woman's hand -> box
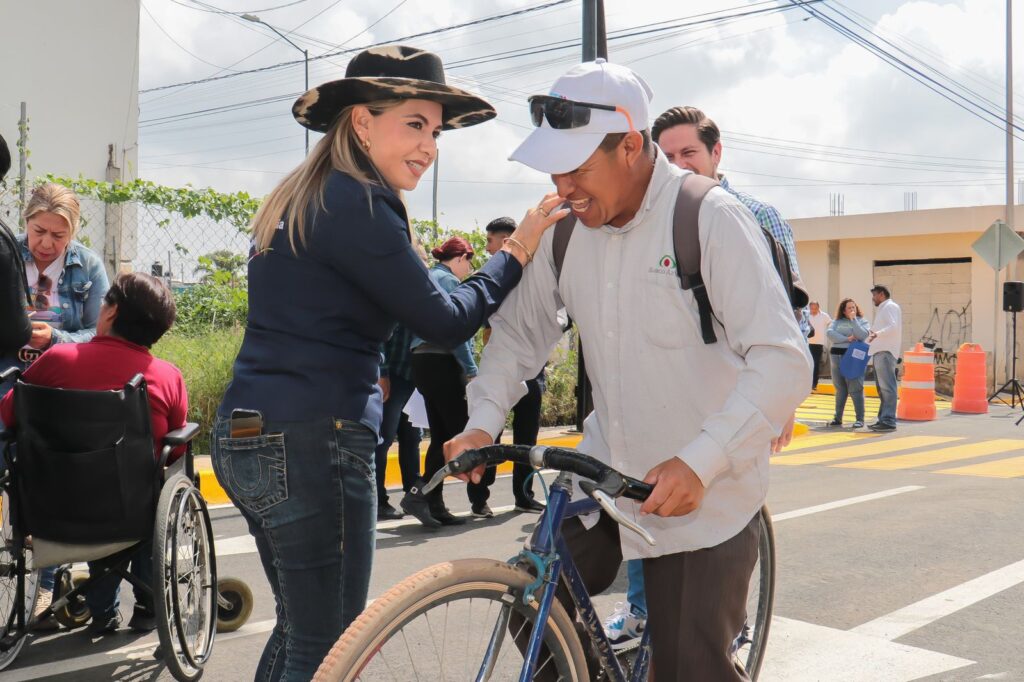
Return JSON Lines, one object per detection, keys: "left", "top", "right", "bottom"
{"left": 502, "top": 193, "right": 570, "bottom": 266}
{"left": 847, "top": 334, "right": 855, "bottom": 342}
{"left": 28, "top": 321, "right": 53, "bottom": 349}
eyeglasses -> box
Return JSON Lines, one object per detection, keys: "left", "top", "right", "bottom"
{"left": 528, "top": 94, "right": 635, "bottom": 132}
{"left": 33, "top": 273, "right": 52, "bottom": 310}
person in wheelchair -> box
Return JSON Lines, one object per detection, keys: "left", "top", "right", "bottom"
{"left": 0, "top": 271, "right": 186, "bottom": 634}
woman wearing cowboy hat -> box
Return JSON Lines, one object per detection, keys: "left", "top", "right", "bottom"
{"left": 211, "top": 45, "right": 568, "bottom": 681}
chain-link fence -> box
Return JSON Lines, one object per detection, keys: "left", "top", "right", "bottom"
{"left": 0, "top": 185, "right": 251, "bottom": 285}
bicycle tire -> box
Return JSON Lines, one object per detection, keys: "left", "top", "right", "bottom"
{"left": 743, "top": 505, "right": 776, "bottom": 680}
{"left": 315, "top": 558, "right": 589, "bottom": 682}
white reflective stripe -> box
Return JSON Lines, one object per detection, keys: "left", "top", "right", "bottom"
{"left": 902, "top": 381, "right": 935, "bottom": 390}
{"left": 904, "top": 355, "right": 934, "bottom": 363}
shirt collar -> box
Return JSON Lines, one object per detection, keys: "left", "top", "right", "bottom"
{"left": 718, "top": 174, "right": 732, "bottom": 192}
{"left": 601, "top": 147, "right": 677, "bottom": 236}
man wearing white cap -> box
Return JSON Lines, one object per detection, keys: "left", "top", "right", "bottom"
{"left": 446, "top": 59, "right": 810, "bottom": 679}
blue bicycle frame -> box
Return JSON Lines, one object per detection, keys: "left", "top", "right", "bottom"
{"left": 513, "top": 479, "right": 651, "bottom": 682}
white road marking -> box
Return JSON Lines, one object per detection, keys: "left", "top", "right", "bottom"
{"left": 772, "top": 486, "right": 925, "bottom": 522}
{"left": 850, "top": 557, "right": 1024, "bottom": 641}
{"left": 760, "top": 617, "right": 973, "bottom": 681}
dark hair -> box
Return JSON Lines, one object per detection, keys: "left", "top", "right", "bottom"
{"left": 871, "top": 285, "right": 891, "bottom": 299}
{"left": 103, "top": 272, "right": 177, "bottom": 348}
{"left": 431, "top": 236, "right": 474, "bottom": 262}
{"left": 0, "top": 133, "right": 9, "bottom": 182}
{"left": 485, "top": 217, "right": 516, "bottom": 235}
{"left": 598, "top": 129, "right": 651, "bottom": 154}
{"left": 651, "top": 106, "right": 720, "bottom": 153}
{"left": 836, "top": 298, "right": 863, "bottom": 320}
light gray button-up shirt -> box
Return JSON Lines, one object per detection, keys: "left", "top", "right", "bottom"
{"left": 467, "top": 151, "right": 812, "bottom": 559}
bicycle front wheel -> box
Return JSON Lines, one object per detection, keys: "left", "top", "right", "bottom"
{"left": 732, "top": 505, "right": 776, "bottom": 680}
{"left": 315, "top": 558, "right": 589, "bottom": 682}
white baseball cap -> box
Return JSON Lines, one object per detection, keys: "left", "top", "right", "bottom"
{"left": 510, "top": 59, "right": 653, "bottom": 175}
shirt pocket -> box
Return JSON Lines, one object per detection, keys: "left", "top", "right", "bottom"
{"left": 640, "top": 272, "right": 704, "bottom": 349}
{"left": 217, "top": 433, "right": 289, "bottom": 513}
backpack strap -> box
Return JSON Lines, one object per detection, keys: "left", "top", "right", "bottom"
{"left": 673, "top": 174, "right": 721, "bottom": 344}
{"left": 551, "top": 206, "right": 576, "bottom": 283}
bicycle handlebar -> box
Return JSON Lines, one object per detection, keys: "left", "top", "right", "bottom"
{"left": 430, "top": 444, "right": 654, "bottom": 502}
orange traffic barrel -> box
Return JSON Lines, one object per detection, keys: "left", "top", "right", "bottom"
{"left": 896, "top": 343, "right": 937, "bottom": 421}
{"left": 951, "top": 343, "right": 988, "bottom": 414}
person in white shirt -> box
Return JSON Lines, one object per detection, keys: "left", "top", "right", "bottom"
{"left": 443, "top": 59, "right": 811, "bottom": 680}
{"left": 808, "top": 301, "right": 832, "bottom": 390}
{"left": 867, "top": 285, "right": 902, "bottom": 431}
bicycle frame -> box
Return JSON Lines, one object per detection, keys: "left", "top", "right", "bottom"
{"left": 511, "top": 479, "right": 652, "bottom": 682}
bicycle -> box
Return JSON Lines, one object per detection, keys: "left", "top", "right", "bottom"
{"left": 315, "top": 444, "right": 775, "bottom": 681}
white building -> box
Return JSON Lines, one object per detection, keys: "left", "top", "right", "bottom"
{"left": 0, "top": 0, "right": 140, "bottom": 272}
{"left": 792, "top": 204, "right": 1023, "bottom": 390}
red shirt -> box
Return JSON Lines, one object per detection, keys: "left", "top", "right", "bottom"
{"left": 0, "top": 335, "right": 188, "bottom": 459}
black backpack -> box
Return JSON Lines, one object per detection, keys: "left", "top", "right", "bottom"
{"left": 551, "top": 174, "right": 809, "bottom": 344}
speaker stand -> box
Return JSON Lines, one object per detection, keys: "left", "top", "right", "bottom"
{"left": 991, "top": 310, "right": 1024, "bottom": 408}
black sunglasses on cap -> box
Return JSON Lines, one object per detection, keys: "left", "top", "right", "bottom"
{"left": 528, "top": 95, "right": 635, "bottom": 131}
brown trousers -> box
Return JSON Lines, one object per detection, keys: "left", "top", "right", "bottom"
{"left": 532, "top": 511, "right": 760, "bottom": 681}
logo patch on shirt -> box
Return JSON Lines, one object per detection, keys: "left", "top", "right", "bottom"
{"left": 648, "top": 254, "right": 677, "bottom": 276}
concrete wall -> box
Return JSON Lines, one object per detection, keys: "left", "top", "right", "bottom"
{"left": 792, "top": 205, "right": 1021, "bottom": 385}
{"left": 0, "top": 0, "right": 140, "bottom": 182}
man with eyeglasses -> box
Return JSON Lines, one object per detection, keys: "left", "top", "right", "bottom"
{"left": 445, "top": 60, "right": 810, "bottom": 679}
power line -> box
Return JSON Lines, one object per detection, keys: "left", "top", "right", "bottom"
{"left": 141, "top": 0, "right": 574, "bottom": 94}
{"left": 141, "top": 1, "right": 239, "bottom": 71}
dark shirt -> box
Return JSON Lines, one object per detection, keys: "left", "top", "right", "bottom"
{"left": 0, "top": 218, "right": 30, "bottom": 353}
{"left": 381, "top": 324, "right": 415, "bottom": 382}
{"left": 219, "top": 171, "right": 522, "bottom": 433}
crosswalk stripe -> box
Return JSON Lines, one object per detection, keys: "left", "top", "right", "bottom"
{"left": 771, "top": 436, "right": 963, "bottom": 466}
{"left": 834, "top": 439, "right": 1024, "bottom": 471}
{"left": 936, "top": 454, "right": 1024, "bottom": 479}
{"left": 780, "top": 432, "right": 878, "bottom": 452}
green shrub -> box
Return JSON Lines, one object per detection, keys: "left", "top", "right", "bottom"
{"left": 173, "top": 282, "right": 248, "bottom": 335}
{"left": 153, "top": 326, "right": 243, "bottom": 450}
{"left": 541, "top": 342, "right": 579, "bottom": 427}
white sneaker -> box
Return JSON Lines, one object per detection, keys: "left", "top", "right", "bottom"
{"left": 32, "top": 589, "right": 59, "bottom": 631}
{"left": 603, "top": 601, "right": 646, "bottom": 651}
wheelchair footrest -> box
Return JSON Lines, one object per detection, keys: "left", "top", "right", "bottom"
{"left": 0, "top": 630, "right": 25, "bottom": 653}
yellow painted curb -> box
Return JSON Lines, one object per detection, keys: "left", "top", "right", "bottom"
{"left": 815, "top": 384, "right": 880, "bottom": 398}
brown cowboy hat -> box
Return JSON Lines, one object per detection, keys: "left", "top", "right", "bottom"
{"left": 292, "top": 45, "right": 496, "bottom": 132}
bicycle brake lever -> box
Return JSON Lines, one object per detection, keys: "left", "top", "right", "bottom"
{"left": 422, "top": 465, "right": 451, "bottom": 494}
{"left": 589, "top": 489, "right": 656, "bottom": 547}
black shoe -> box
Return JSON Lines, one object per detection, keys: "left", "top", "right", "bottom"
{"left": 471, "top": 503, "right": 494, "bottom": 518}
{"left": 128, "top": 606, "right": 157, "bottom": 633}
{"left": 827, "top": 419, "right": 842, "bottom": 427}
{"left": 400, "top": 488, "right": 442, "bottom": 529}
{"left": 377, "top": 502, "right": 404, "bottom": 521}
{"left": 87, "top": 612, "right": 121, "bottom": 636}
{"left": 430, "top": 507, "right": 468, "bottom": 526}
{"left": 514, "top": 498, "right": 545, "bottom": 514}
{"left": 869, "top": 422, "right": 896, "bottom": 432}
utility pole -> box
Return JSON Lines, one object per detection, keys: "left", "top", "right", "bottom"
{"left": 242, "top": 14, "right": 309, "bottom": 155}
{"left": 1005, "top": 0, "right": 1015, "bottom": 382}
{"left": 574, "top": 0, "right": 607, "bottom": 432}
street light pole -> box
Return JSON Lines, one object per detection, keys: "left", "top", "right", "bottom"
{"left": 242, "top": 14, "right": 309, "bottom": 155}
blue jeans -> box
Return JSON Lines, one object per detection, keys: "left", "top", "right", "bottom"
{"left": 85, "top": 541, "right": 153, "bottom": 619}
{"left": 626, "top": 558, "right": 647, "bottom": 616}
{"left": 211, "top": 416, "right": 377, "bottom": 682}
{"left": 872, "top": 351, "right": 899, "bottom": 427}
{"left": 831, "top": 358, "right": 865, "bottom": 423}
{"left": 374, "top": 374, "right": 422, "bottom": 503}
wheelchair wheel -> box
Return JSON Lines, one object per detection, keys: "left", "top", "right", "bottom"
{"left": 153, "top": 474, "right": 218, "bottom": 682}
{"left": 215, "top": 576, "right": 253, "bottom": 633}
{"left": 0, "top": 488, "right": 38, "bottom": 672}
{"left": 53, "top": 569, "right": 91, "bottom": 630}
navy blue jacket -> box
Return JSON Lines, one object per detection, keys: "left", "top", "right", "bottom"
{"left": 219, "top": 171, "right": 521, "bottom": 433}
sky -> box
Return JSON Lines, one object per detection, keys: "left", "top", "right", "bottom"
{"left": 136, "top": 0, "right": 1024, "bottom": 232}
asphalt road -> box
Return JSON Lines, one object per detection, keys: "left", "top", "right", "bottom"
{"left": 7, "top": 406, "right": 1024, "bottom": 681}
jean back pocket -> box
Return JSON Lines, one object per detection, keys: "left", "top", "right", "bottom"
{"left": 217, "top": 433, "right": 289, "bottom": 513}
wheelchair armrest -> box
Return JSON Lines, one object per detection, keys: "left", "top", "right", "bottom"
{"left": 0, "top": 367, "right": 20, "bottom": 385}
{"left": 163, "top": 423, "right": 200, "bottom": 447}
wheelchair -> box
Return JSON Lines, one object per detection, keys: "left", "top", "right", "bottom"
{"left": 0, "top": 368, "right": 252, "bottom": 680}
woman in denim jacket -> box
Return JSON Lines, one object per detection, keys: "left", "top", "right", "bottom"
{"left": 5, "top": 182, "right": 109, "bottom": 630}
{"left": 826, "top": 298, "right": 871, "bottom": 428}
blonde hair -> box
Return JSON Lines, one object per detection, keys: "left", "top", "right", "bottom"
{"left": 251, "top": 99, "right": 404, "bottom": 253}
{"left": 25, "top": 183, "right": 81, "bottom": 237}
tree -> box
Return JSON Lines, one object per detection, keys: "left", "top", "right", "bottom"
{"left": 195, "top": 250, "right": 247, "bottom": 287}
